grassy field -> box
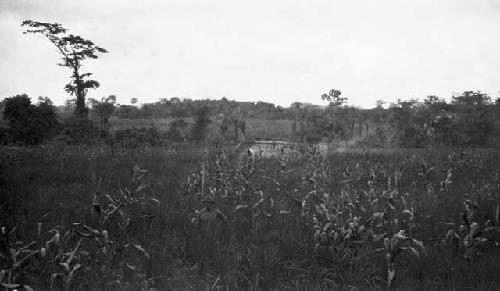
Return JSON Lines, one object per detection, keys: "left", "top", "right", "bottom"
{"left": 1, "top": 143, "right": 500, "bottom": 290}
{"left": 109, "top": 117, "right": 293, "bottom": 141}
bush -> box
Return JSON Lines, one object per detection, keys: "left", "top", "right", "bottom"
{"left": 191, "top": 106, "right": 211, "bottom": 143}
{"left": 111, "top": 126, "right": 161, "bottom": 148}
{"left": 2, "top": 94, "right": 58, "bottom": 145}
{"left": 360, "top": 126, "right": 387, "bottom": 148}
{"left": 167, "top": 119, "right": 189, "bottom": 141}
{"left": 0, "top": 128, "right": 13, "bottom": 145}
{"left": 55, "top": 118, "right": 101, "bottom": 145}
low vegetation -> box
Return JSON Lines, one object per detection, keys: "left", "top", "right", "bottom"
{"left": 2, "top": 142, "right": 500, "bottom": 290}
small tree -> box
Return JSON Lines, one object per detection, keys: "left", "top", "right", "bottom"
{"left": 215, "top": 113, "right": 229, "bottom": 139}
{"left": 168, "top": 119, "right": 189, "bottom": 141}
{"left": 452, "top": 91, "right": 491, "bottom": 106}
{"left": 452, "top": 91, "right": 495, "bottom": 146}
{"left": 321, "top": 89, "right": 346, "bottom": 106}
{"left": 321, "top": 89, "right": 347, "bottom": 138}
{"left": 389, "top": 99, "right": 429, "bottom": 147}
{"left": 89, "top": 95, "right": 116, "bottom": 132}
{"left": 290, "top": 102, "right": 303, "bottom": 138}
{"left": 191, "top": 106, "right": 211, "bottom": 143}
{"left": 22, "top": 20, "right": 108, "bottom": 119}
{"left": 230, "top": 107, "right": 246, "bottom": 143}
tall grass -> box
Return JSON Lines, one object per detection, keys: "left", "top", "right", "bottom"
{"left": 1, "top": 143, "right": 500, "bottom": 290}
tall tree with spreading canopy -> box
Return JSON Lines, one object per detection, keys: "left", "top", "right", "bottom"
{"left": 21, "top": 20, "right": 108, "bottom": 118}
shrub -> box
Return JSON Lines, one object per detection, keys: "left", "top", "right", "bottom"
{"left": 191, "top": 106, "right": 211, "bottom": 143}
{"left": 167, "top": 119, "right": 189, "bottom": 141}
{"left": 2, "top": 94, "right": 58, "bottom": 145}
{"left": 55, "top": 118, "right": 101, "bottom": 145}
{"left": 111, "top": 126, "right": 161, "bottom": 148}
{"left": 360, "top": 126, "right": 387, "bottom": 148}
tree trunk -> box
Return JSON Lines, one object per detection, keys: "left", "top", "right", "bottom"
{"left": 73, "top": 66, "right": 88, "bottom": 119}
{"left": 221, "top": 126, "right": 226, "bottom": 139}
{"left": 292, "top": 110, "right": 297, "bottom": 138}
{"left": 350, "top": 120, "right": 355, "bottom": 139}
{"left": 331, "top": 109, "right": 335, "bottom": 138}
{"left": 358, "top": 116, "right": 363, "bottom": 137}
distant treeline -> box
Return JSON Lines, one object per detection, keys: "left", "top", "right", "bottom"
{"left": 111, "top": 97, "right": 294, "bottom": 120}
{"left": 1, "top": 91, "right": 499, "bottom": 147}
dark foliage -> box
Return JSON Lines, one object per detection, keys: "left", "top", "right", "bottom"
{"left": 114, "top": 104, "right": 144, "bottom": 119}
{"left": 55, "top": 118, "right": 101, "bottom": 145}
{"left": 191, "top": 106, "right": 211, "bottom": 143}
{"left": 111, "top": 126, "right": 161, "bottom": 148}
{"left": 167, "top": 119, "right": 189, "bottom": 141}
{"left": 388, "top": 92, "right": 496, "bottom": 147}
{"left": 113, "top": 98, "right": 290, "bottom": 120}
{"left": 2, "top": 94, "right": 58, "bottom": 144}
{"left": 89, "top": 95, "right": 117, "bottom": 130}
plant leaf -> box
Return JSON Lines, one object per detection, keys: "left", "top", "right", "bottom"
{"left": 402, "top": 246, "right": 420, "bottom": 260}
{"left": 387, "top": 263, "right": 395, "bottom": 288}
{"left": 73, "top": 263, "right": 82, "bottom": 271}
{"left": 136, "top": 183, "right": 148, "bottom": 193}
{"left": 235, "top": 205, "right": 248, "bottom": 211}
{"left": 13, "top": 251, "right": 39, "bottom": 270}
{"left": 496, "top": 203, "right": 499, "bottom": 226}
{"left": 60, "top": 262, "right": 70, "bottom": 272}
{"left": 412, "top": 238, "right": 425, "bottom": 251}
{"left": 2, "top": 284, "right": 22, "bottom": 289}
{"left": 394, "top": 230, "right": 407, "bottom": 240}
{"left": 129, "top": 244, "right": 150, "bottom": 259}
{"left": 149, "top": 197, "right": 160, "bottom": 204}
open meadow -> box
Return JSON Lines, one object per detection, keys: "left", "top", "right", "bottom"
{"left": 108, "top": 117, "right": 294, "bottom": 141}
{"left": 2, "top": 143, "right": 500, "bottom": 290}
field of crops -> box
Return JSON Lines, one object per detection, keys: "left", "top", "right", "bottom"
{"left": 1, "top": 143, "right": 500, "bottom": 290}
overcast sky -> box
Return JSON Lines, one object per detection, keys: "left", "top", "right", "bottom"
{"left": 1, "top": 0, "right": 499, "bottom": 108}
